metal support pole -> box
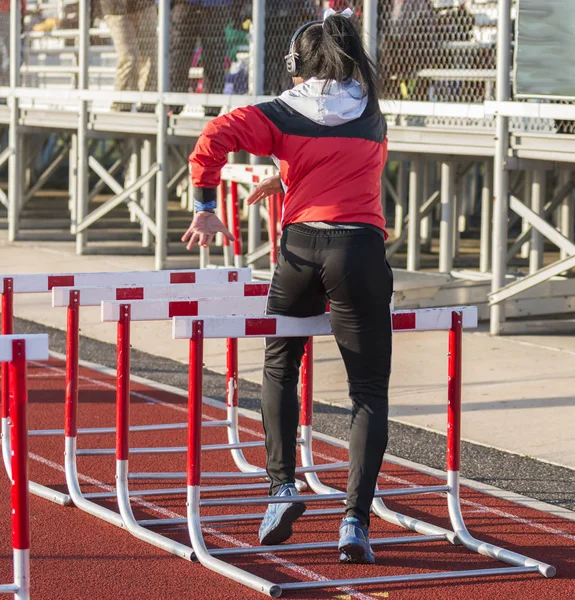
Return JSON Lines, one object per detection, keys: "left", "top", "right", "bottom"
{"left": 127, "top": 140, "right": 140, "bottom": 224}
{"left": 246, "top": 0, "right": 266, "bottom": 255}
{"left": 407, "top": 160, "right": 421, "bottom": 271}
{"left": 490, "top": 0, "right": 511, "bottom": 335}
{"left": 155, "top": 0, "right": 169, "bottom": 270}
{"left": 529, "top": 169, "right": 545, "bottom": 274}
{"left": 75, "top": 0, "right": 89, "bottom": 254}
{"left": 8, "top": 0, "right": 22, "bottom": 242}
{"left": 141, "top": 139, "right": 154, "bottom": 248}
{"left": 521, "top": 171, "right": 532, "bottom": 259}
{"left": 559, "top": 170, "right": 574, "bottom": 261}
{"left": 480, "top": 160, "right": 493, "bottom": 273}
{"left": 362, "top": 0, "right": 377, "bottom": 61}
{"left": 420, "top": 162, "right": 432, "bottom": 250}
{"left": 439, "top": 162, "right": 455, "bottom": 274}
{"left": 395, "top": 161, "right": 407, "bottom": 238}
{"left": 69, "top": 134, "right": 78, "bottom": 230}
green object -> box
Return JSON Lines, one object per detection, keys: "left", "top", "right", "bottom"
{"left": 225, "top": 22, "right": 248, "bottom": 62}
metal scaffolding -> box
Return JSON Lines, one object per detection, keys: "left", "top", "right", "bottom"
{"left": 1, "top": 0, "right": 575, "bottom": 334}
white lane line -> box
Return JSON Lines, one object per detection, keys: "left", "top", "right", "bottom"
{"left": 33, "top": 358, "right": 575, "bottom": 542}
{"left": 28, "top": 451, "right": 376, "bottom": 600}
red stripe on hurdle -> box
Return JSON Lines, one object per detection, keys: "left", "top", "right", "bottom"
{"left": 228, "top": 271, "right": 239, "bottom": 282}
{"left": 245, "top": 318, "right": 276, "bottom": 336}
{"left": 392, "top": 313, "right": 416, "bottom": 330}
{"left": 168, "top": 301, "right": 199, "bottom": 318}
{"left": 116, "top": 288, "right": 144, "bottom": 301}
{"left": 48, "top": 275, "right": 75, "bottom": 290}
{"left": 244, "top": 283, "right": 270, "bottom": 297}
{"left": 170, "top": 272, "right": 196, "bottom": 284}
{"left": 253, "top": 176, "right": 260, "bottom": 183}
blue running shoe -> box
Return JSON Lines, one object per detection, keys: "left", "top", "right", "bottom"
{"left": 338, "top": 517, "right": 376, "bottom": 564}
{"left": 258, "top": 483, "right": 307, "bottom": 545}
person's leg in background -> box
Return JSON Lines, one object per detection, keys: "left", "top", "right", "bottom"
{"left": 259, "top": 225, "right": 327, "bottom": 544}
{"left": 168, "top": 1, "right": 197, "bottom": 113}
{"left": 104, "top": 10, "right": 139, "bottom": 110}
{"left": 0, "top": 13, "right": 10, "bottom": 94}
{"left": 200, "top": 6, "right": 227, "bottom": 115}
{"left": 133, "top": 2, "right": 158, "bottom": 112}
{"left": 320, "top": 229, "right": 393, "bottom": 562}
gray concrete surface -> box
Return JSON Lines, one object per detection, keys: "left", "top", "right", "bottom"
{"left": 2, "top": 236, "right": 575, "bottom": 469}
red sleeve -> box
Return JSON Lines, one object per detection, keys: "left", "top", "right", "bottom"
{"left": 189, "top": 106, "right": 279, "bottom": 189}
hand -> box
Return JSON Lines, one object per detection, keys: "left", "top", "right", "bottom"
{"left": 181, "top": 212, "right": 235, "bottom": 250}
{"left": 246, "top": 175, "right": 283, "bottom": 205}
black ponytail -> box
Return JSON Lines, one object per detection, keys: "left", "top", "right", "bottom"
{"left": 296, "top": 14, "right": 380, "bottom": 101}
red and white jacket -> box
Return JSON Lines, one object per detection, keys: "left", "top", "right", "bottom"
{"left": 189, "top": 78, "right": 388, "bottom": 237}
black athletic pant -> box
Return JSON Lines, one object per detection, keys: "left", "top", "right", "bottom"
{"left": 262, "top": 223, "right": 393, "bottom": 526}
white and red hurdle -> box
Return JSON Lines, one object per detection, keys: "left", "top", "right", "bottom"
{"left": 0, "top": 333, "right": 49, "bottom": 600}
{"left": 171, "top": 310, "right": 555, "bottom": 596}
{"left": 205, "top": 164, "right": 281, "bottom": 277}
{"left": 0, "top": 268, "right": 252, "bottom": 508}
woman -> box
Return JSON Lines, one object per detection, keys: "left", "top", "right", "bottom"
{"left": 182, "top": 8, "right": 393, "bottom": 564}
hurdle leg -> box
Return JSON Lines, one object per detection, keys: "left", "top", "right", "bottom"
{"left": 445, "top": 312, "right": 555, "bottom": 578}
{"left": 220, "top": 182, "right": 233, "bottom": 266}
{"left": 1, "top": 278, "right": 14, "bottom": 478}
{"left": 230, "top": 182, "right": 243, "bottom": 268}
{"left": 299, "top": 339, "right": 458, "bottom": 543}
{"left": 114, "top": 305, "right": 195, "bottom": 560}
{"left": 63, "top": 290, "right": 124, "bottom": 525}
{"left": 8, "top": 340, "right": 31, "bottom": 600}
{"left": 186, "top": 320, "right": 281, "bottom": 597}
{"left": 225, "top": 338, "right": 308, "bottom": 491}
{"left": 0, "top": 280, "right": 71, "bottom": 506}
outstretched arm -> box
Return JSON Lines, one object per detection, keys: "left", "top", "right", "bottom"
{"left": 184, "top": 106, "right": 280, "bottom": 249}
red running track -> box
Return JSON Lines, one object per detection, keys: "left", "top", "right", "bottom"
{"left": 0, "top": 358, "right": 574, "bottom": 600}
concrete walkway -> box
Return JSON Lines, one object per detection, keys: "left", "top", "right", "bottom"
{"left": 2, "top": 236, "right": 575, "bottom": 469}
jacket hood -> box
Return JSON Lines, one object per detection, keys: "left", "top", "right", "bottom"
{"left": 278, "top": 78, "right": 368, "bottom": 127}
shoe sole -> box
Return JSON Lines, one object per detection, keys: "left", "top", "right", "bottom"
{"left": 339, "top": 540, "right": 374, "bottom": 564}
{"left": 260, "top": 502, "right": 307, "bottom": 545}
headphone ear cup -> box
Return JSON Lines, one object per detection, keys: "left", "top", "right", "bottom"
{"left": 285, "top": 53, "right": 299, "bottom": 77}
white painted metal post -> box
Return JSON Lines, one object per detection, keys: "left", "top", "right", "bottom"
{"left": 480, "top": 160, "right": 493, "bottom": 273}
{"left": 8, "top": 0, "right": 22, "bottom": 242}
{"left": 395, "top": 162, "right": 407, "bottom": 237}
{"left": 141, "top": 139, "right": 154, "bottom": 248}
{"left": 247, "top": 0, "right": 266, "bottom": 255}
{"left": 69, "top": 134, "right": 78, "bottom": 230}
{"left": 362, "top": 0, "right": 377, "bottom": 61}
{"left": 529, "top": 169, "right": 545, "bottom": 274}
{"left": 490, "top": 0, "right": 512, "bottom": 336}
{"left": 559, "top": 170, "right": 574, "bottom": 261}
{"left": 440, "top": 162, "right": 455, "bottom": 274}
{"left": 155, "top": 0, "right": 169, "bottom": 270}
{"left": 521, "top": 170, "right": 532, "bottom": 259}
{"left": 407, "top": 160, "right": 421, "bottom": 271}
{"left": 76, "top": 0, "right": 89, "bottom": 254}
{"left": 420, "top": 162, "right": 432, "bottom": 250}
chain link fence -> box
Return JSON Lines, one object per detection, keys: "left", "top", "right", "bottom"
{"left": 2, "top": 0, "right": 573, "bottom": 133}
{"left": 378, "top": 0, "right": 496, "bottom": 104}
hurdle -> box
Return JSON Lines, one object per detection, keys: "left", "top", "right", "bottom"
{"left": 0, "top": 333, "right": 49, "bottom": 600}
{"left": 108, "top": 300, "right": 459, "bottom": 545}
{"left": 0, "top": 268, "right": 251, "bottom": 507}
{"left": 204, "top": 164, "right": 281, "bottom": 274}
{"left": 172, "top": 310, "right": 555, "bottom": 596}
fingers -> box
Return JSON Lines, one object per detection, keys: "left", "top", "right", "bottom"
{"left": 181, "top": 226, "right": 193, "bottom": 242}
{"left": 217, "top": 222, "right": 235, "bottom": 242}
{"left": 185, "top": 231, "right": 201, "bottom": 251}
{"left": 247, "top": 189, "right": 264, "bottom": 205}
